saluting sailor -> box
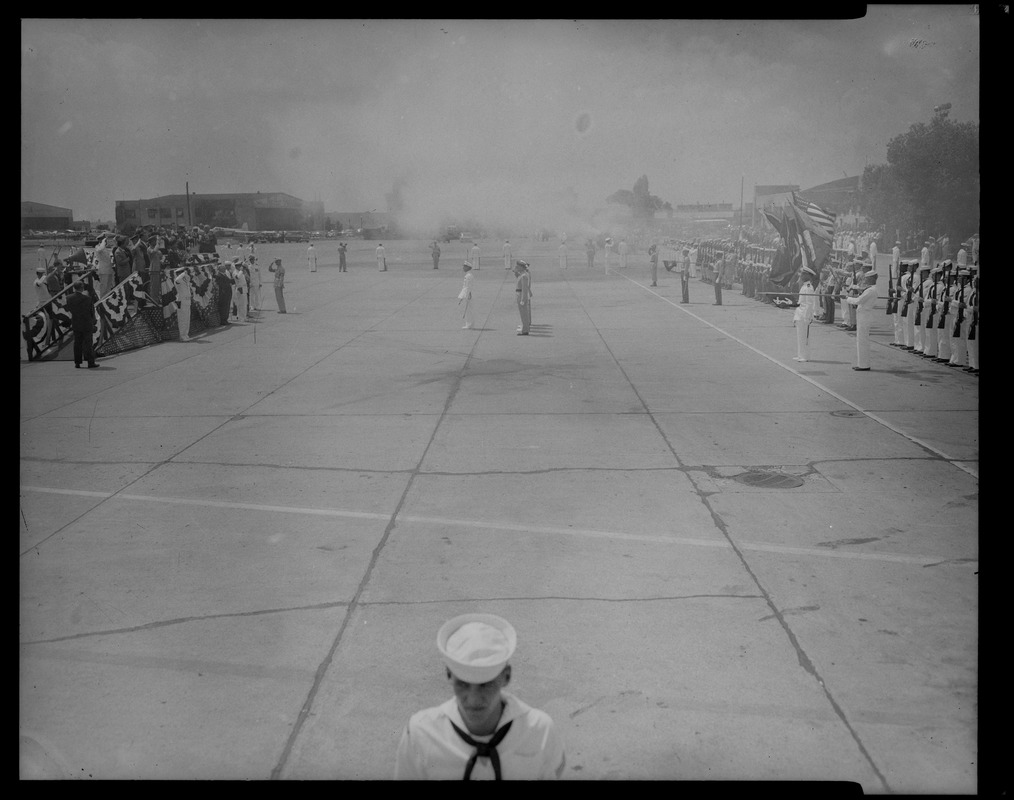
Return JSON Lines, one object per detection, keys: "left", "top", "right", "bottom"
{"left": 394, "top": 613, "right": 566, "bottom": 780}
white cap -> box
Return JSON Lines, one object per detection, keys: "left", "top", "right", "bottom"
{"left": 437, "top": 614, "right": 516, "bottom": 683}
{"left": 463, "top": 261, "right": 473, "bottom": 269}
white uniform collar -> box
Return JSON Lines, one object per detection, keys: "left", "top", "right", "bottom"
{"left": 442, "top": 691, "right": 530, "bottom": 738}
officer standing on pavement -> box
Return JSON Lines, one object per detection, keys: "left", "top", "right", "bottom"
{"left": 793, "top": 265, "right": 819, "bottom": 362}
{"left": 514, "top": 260, "right": 531, "bottom": 335}
{"left": 846, "top": 269, "right": 878, "bottom": 371}
{"left": 680, "top": 247, "right": 691, "bottom": 304}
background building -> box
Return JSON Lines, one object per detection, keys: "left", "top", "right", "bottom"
{"left": 21, "top": 200, "right": 74, "bottom": 231}
{"left": 115, "top": 192, "right": 325, "bottom": 233}
{"left": 752, "top": 185, "right": 800, "bottom": 228}
{"left": 798, "top": 176, "right": 861, "bottom": 217}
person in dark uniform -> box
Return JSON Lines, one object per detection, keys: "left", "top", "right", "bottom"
{"left": 214, "top": 262, "right": 235, "bottom": 325}
{"left": 680, "top": 248, "right": 691, "bottom": 304}
{"left": 64, "top": 279, "right": 99, "bottom": 368}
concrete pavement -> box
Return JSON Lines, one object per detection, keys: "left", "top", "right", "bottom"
{"left": 20, "top": 239, "right": 977, "bottom": 788}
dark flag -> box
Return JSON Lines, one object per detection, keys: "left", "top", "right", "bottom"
{"left": 766, "top": 208, "right": 802, "bottom": 288}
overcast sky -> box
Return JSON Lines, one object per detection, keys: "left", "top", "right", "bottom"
{"left": 22, "top": 11, "right": 979, "bottom": 233}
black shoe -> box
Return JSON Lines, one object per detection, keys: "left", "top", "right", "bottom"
{"left": 713, "top": 303, "right": 722, "bottom": 306}
{"left": 852, "top": 367, "right": 870, "bottom": 371}
{"left": 75, "top": 363, "right": 81, "bottom": 368}
{"left": 517, "top": 331, "right": 529, "bottom": 335}
{"left": 278, "top": 311, "right": 286, "bottom": 314}
{"left": 87, "top": 363, "right": 99, "bottom": 368}
{"left": 650, "top": 283, "right": 657, "bottom": 287}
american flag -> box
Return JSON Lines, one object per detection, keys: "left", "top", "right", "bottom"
{"left": 791, "top": 192, "right": 836, "bottom": 241}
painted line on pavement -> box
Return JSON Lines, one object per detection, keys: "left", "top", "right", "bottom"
{"left": 610, "top": 270, "right": 978, "bottom": 480}
{"left": 21, "top": 486, "right": 973, "bottom": 567}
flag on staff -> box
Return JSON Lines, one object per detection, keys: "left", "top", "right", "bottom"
{"left": 788, "top": 203, "right": 833, "bottom": 273}
{"left": 765, "top": 207, "right": 802, "bottom": 288}
{"left": 791, "top": 192, "right": 836, "bottom": 241}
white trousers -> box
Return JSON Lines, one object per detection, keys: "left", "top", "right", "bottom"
{"left": 462, "top": 298, "right": 474, "bottom": 328}
{"left": 619, "top": 254, "right": 627, "bottom": 269}
{"left": 236, "top": 288, "right": 248, "bottom": 319}
{"left": 892, "top": 313, "right": 903, "bottom": 344}
{"left": 795, "top": 320, "right": 810, "bottom": 360}
{"left": 177, "top": 300, "right": 191, "bottom": 340}
{"left": 937, "top": 318, "right": 951, "bottom": 360}
{"left": 904, "top": 311, "right": 916, "bottom": 347}
{"left": 249, "top": 285, "right": 262, "bottom": 311}
{"left": 949, "top": 319, "right": 968, "bottom": 366}
{"left": 855, "top": 318, "right": 871, "bottom": 368}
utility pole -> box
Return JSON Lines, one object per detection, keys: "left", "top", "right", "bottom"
{"left": 739, "top": 174, "right": 744, "bottom": 240}
{"left": 186, "top": 182, "right": 192, "bottom": 230}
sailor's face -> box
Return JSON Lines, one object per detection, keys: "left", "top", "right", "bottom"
{"left": 448, "top": 667, "right": 510, "bottom": 734}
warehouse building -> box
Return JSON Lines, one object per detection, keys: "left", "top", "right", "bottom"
{"left": 22, "top": 200, "right": 74, "bottom": 231}
{"left": 115, "top": 192, "right": 325, "bottom": 233}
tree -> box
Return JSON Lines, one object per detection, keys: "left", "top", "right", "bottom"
{"left": 607, "top": 175, "right": 672, "bottom": 219}
{"left": 862, "top": 113, "right": 979, "bottom": 245}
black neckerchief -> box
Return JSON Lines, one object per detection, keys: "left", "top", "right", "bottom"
{"left": 449, "top": 714, "right": 513, "bottom": 780}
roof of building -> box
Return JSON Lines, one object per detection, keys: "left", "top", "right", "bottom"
{"left": 117, "top": 192, "right": 307, "bottom": 208}
{"left": 801, "top": 175, "right": 860, "bottom": 194}
{"left": 22, "top": 200, "right": 73, "bottom": 217}
{"left": 754, "top": 185, "right": 800, "bottom": 196}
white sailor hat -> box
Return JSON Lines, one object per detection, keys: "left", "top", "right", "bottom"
{"left": 864, "top": 269, "right": 879, "bottom": 279}
{"left": 463, "top": 261, "right": 473, "bottom": 269}
{"left": 35, "top": 266, "right": 45, "bottom": 273}
{"left": 930, "top": 263, "right": 943, "bottom": 274}
{"left": 438, "top": 613, "right": 517, "bottom": 684}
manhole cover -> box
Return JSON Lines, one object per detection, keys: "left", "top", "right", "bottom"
{"left": 831, "top": 410, "right": 865, "bottom": 418}
{"left": 733, "top": 471, "right": 805, "bottom": 489}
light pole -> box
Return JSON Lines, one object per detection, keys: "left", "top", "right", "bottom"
{"left": 739, "top": 174, "right": 744, "bottom": 240}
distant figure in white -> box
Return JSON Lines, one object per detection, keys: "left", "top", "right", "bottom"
{"left": 458, "top": 262, "right": 475, "bottom": 329}
{"left": 230, "top": 262, "right": 249, "bottom": 321}
{"left": 376, "top": 243, "right": 387, "bottom": 272}
{"left": 618, "top": 238, "right": 628, "bottom": 270}
{"left": 792, "top": 265, "right": 819, "bottom": 362}
{"left": 174, "top": 269, "right": 192, "bottom": 341}
{"left": 503, "top": 239, "right": 512, "bottom": 270}
{"left": 558, "top": 241, "right": 567, "bottom": 269}
{"left": 469, "top": 242, "right": 480, "bottom": 270}
{"left": 307, "top": 242, "right": 318, "bottom": 273}
{"left": 603, "top": 238, "right": 613, "bottom": 270}
{"left": 248, "top": 257, "right": 262, "bottom": 312}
